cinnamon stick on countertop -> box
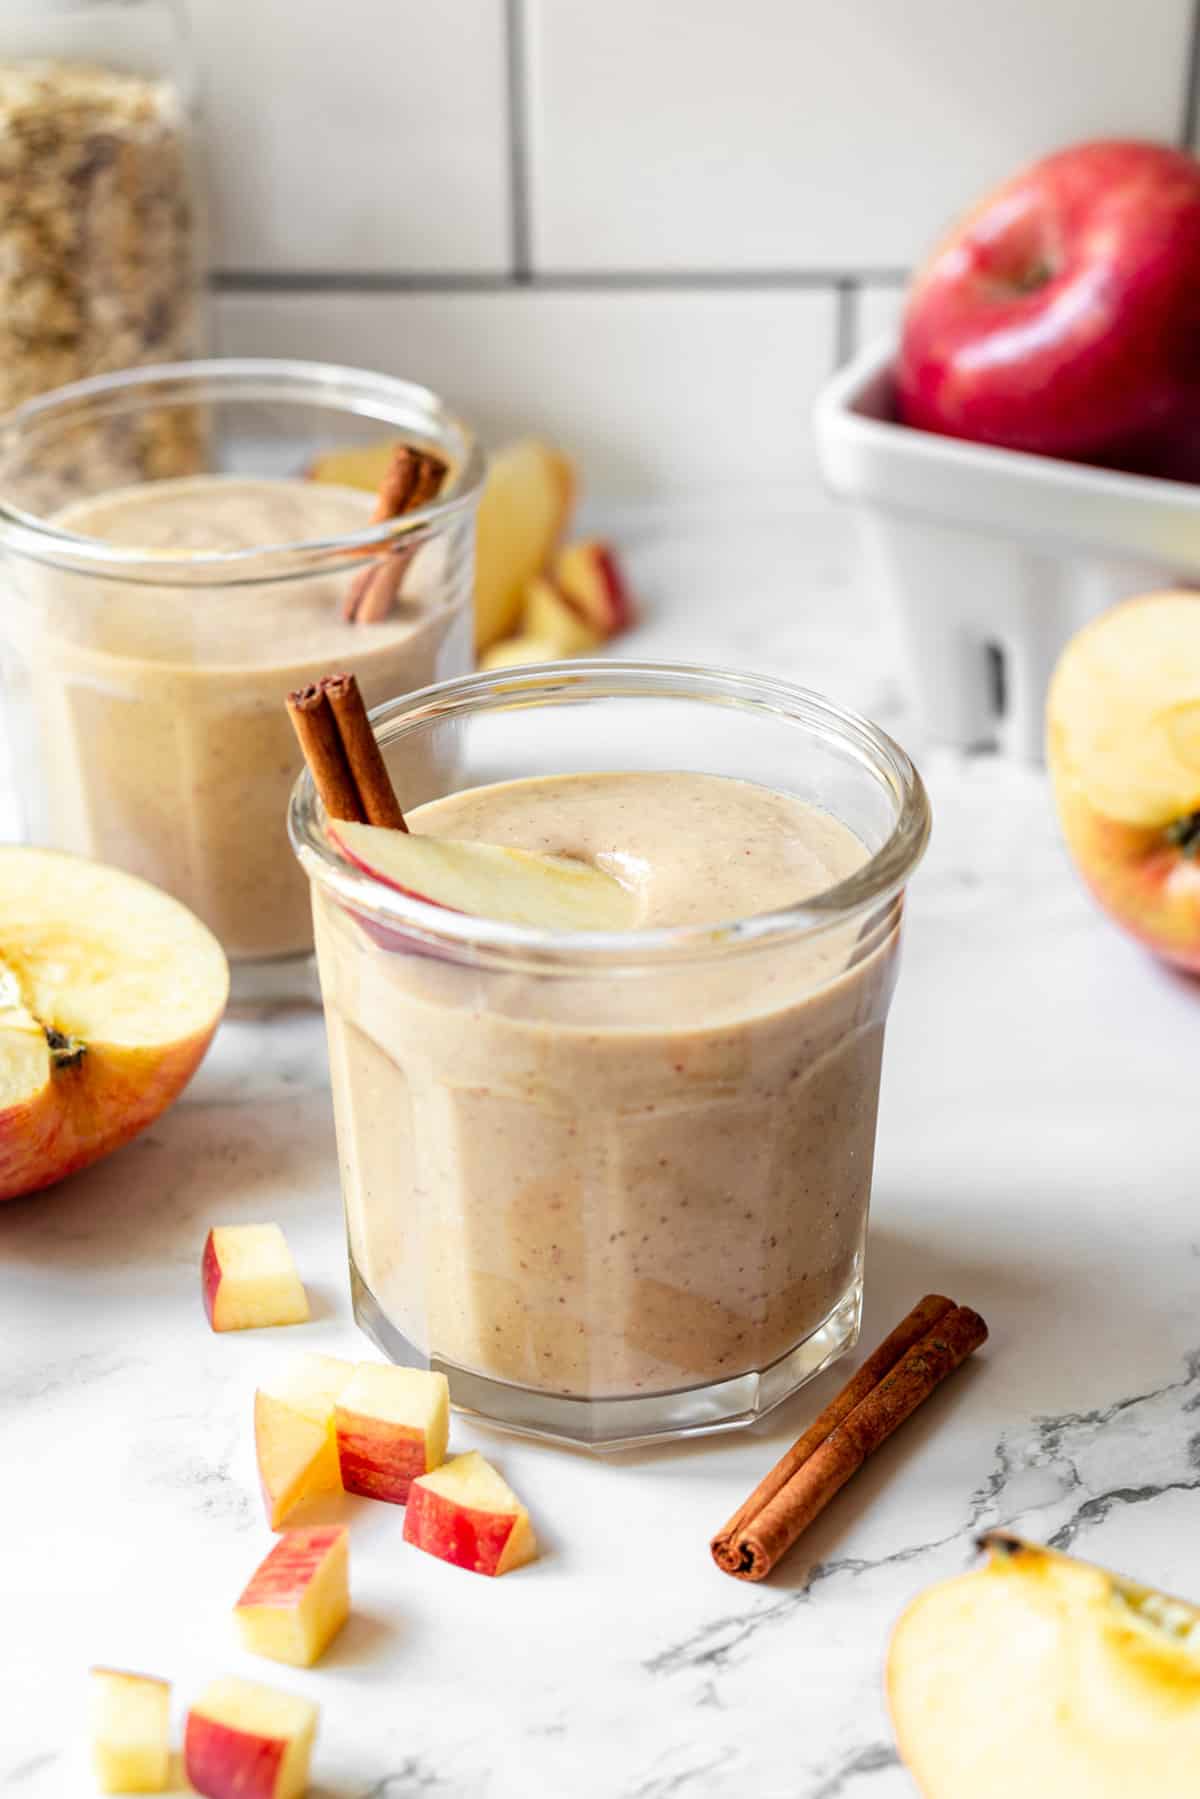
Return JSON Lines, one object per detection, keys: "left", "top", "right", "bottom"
{"left": 711, "top": 1295, "right": 988, "bottom": 1582}
{"left": 286, "top": 671, "right": 407, "bottom": 830}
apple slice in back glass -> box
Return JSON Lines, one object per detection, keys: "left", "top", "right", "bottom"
{"left": 329, "top": 821, "right": 637, "bottom": 933}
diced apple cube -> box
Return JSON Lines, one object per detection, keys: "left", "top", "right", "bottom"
{"left": 479, "top": 633, "right": 562, "bottom": 670}
{"left": 403, "top": 1450, "right": 538, "bottom": 1577}
{"left": 202, "top": 1225, "right": 309, "bottom": 1333}
{"left": 334, "top": 1364, "right": 449, "bottom": 1505}
{"left": 520, "top": 574, "right": 603, "bottom": 655}
{"left": 88, "top": 1667, "right": 170, "bottom": 1794}
{"left": 553, "top": 539, "right": 635, "bottom": 637}
{"left": 184, "top": 1676, "right": 318, "bottom": 1799}
{"left": 234, "top": 1526, "right": 349, "bottom": 1669}
{"left": 254, "top": 1354, "right": 355, "bottom": 1530}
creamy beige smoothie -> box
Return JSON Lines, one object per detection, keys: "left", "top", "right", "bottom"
{"left": 313, "top": 769, "right": 900, "bottom": 1402}
{"left": 14, "top": 475, "right": 468, "bottom": 960}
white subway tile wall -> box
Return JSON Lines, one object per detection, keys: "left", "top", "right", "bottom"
{"left": 201, "top": 0, "right": 1200, "bottom": 490}
{"left": 196, "top": 0, "right": 512, "bottom": 273}
{"left": 215, "top": 288, "right": 837, "bottom": 492}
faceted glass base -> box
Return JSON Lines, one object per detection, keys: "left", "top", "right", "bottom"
{"left": 350, "top": 1264, "right": 863, "bottom": 1452}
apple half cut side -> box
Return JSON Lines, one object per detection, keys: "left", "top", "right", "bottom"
{"left": 0, "top": 848, "right": 228, "bottom": 1202}
{"left": 1047, "top": 590, "right": 1200, "bottom": 971}
{"left": 887, "top": 1532, "right": 1200, "bottom": 1799}
{"left": 328, "top": 821, "right": 638, "bottom": 933}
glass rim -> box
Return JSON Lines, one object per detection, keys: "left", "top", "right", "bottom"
{"left": 0, "top": 357, "right": 487, "bottom": 578}
{"left": 288, "top": 659, "right": 931, "bottom": 969}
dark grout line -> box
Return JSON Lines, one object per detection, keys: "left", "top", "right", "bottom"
{"left": 1182, "top": 0, "right": 1200, "bottom": 145}
{"left": 504, "top": 0, "right": 533, "bottom": 282}
{"left": 212, "top": 267, "right": 910, "bottom": 297}
{"left": 834, "top": 280, "right": 857, "bottom": 368}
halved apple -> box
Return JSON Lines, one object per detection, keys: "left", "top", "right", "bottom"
{"left": 89, "top": 1666, "right": 170, "bottom": 1794}
{"left": 184, "top": 1677, "right": 318, "bottom": 1799}
{"left": 403, "top": 1450, "right": 538, "bottom": 1577}
{"left": 329, "top": 821, "right": 636, "bottom": 932}
{"left": 554, "top": 539, "right": 635, "bottom": 637}
{"left": 254, "top": 1353, "right": 355, "bottom": 1529}
{"left": 520, "top": 574, "right": 604, "bottom": 656}
{"left": 0, "top": 848, "right": 227, "bottom": 1202}
{"left": 202, "top": 1224, "right": 309, "bottom": 1332}
{"left": 334, "top": 1363, "right": 450, "bottom": 1505}
{"left": 234, "top": 1525, "right": 349, "bottom": 1668}
{"left": 1047, "top": 591, "right": 1200, "bottom": 970}
{"left": 474, "top": 440, "right": 576, "bottom": 650}
{"left": 888, "top": 1532, "right": 1200, "bottom": 1798}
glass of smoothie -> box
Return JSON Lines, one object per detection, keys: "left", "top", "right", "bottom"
{"left": 290, "top": 661, "right": 930, "bottom": 1449}
{"left": 0, "top": 359, "right": 484, "bottom": 1003}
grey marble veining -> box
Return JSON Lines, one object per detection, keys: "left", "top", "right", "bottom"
{"left": 3, "top": 489, "right": 1196, "bottom": 1798}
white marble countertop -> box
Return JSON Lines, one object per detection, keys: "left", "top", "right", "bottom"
{"left": 5, "top": 489, "right": 1199, "bottom": 1798}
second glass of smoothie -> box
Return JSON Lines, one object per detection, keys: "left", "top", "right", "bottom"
{"left": 291, "top": 662, "right": 930, "bottom": 1448}
{"left": 0, "top": 359, "right": 484, "bottom": 1000}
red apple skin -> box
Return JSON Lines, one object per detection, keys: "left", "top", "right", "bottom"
{"left": 236, "top": 1527, "right": 345, "bottom": 1608}
{"left": 587, "top": 544, "right": 634, "bottom": 632}
{"left": 184, "top": 1711, "right": 285, "bottom": 1799}
{"left": 201, "top": 1229, "right": 221, "bottom": 1327}
{"left": 897, "top": 140, "right": 1200, "bottom": 461}
{"left": 335, "top": 1416, "right": 425, "bottom": 1505}
{"left": 556, "top": 540, "right": 635, "bottom": 635}
{"left": 403, "top": 1484, "right": 516, "bottom": 1575}
{"left": 1052, "top": 781, "right": 1200, "bottom": 972}
{"left": 0, "top": 1025, "right": 219, "bottom": 1204}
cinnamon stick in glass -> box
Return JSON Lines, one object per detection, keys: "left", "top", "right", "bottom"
{"left": 342, "top": 443, "right": 448, "bottom": 624}
{"left": 286, "top": 672, "right": 406, "bottom": 830}
{"left": 711, "top": 1296, "right": 987, "bottom": 1582}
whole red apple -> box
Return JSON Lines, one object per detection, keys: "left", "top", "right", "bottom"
{"left": 897, "top": 140, "right": 1200, "bottom": 462}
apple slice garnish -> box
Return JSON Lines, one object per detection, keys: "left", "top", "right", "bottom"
{"left": 888, "top": 1532, "right": 1200, "bottom": 1797}
{"left": 328, "top": 821, "right": 637, "bottom": 932}
{"left": 0, "top": 847, "right": 228, "bottom": 1202}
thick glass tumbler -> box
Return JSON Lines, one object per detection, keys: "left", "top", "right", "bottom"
{"left": 0, "top": 359, "right": 483, "bottom": 1002}
{"left": 290, "top": 662, "right": 930, "bottom": 1447}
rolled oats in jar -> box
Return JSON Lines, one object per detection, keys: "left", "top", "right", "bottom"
{"left": 0, "top": 4, "right": 205, "bottom": 488}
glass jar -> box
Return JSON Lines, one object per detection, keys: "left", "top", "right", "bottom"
{"left": 0, "top": 1, "right": 204, "bottom": 414}
{"left": 0, "top": 359, "right": 486, "bottom": 1004}
{"left": 290, "top": 662, "right": 930, "bottom": 1448}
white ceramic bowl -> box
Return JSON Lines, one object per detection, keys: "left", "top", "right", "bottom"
{"left": 814, "top": 337, "right": 1200, "bottom": 760}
